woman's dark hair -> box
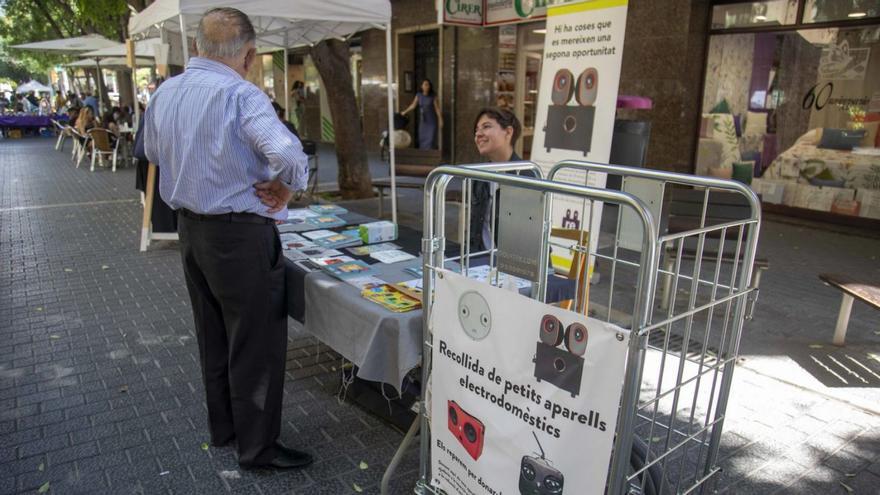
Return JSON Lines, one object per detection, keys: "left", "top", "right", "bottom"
{"left": 421, "top": 79, "right": 435, "bottom": 96}
{"left": 473, "top": 107, "right": 521, "bottom": 146}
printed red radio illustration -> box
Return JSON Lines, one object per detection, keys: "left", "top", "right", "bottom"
{"left": 447, "top": 400, "right": 485, "bottom": 461}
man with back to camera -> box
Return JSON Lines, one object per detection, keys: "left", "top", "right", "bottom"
{"left": 144, "top": 7, "right": 310, "bottom": 470}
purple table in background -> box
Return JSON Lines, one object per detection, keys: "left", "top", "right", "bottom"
{"left": 0, "top": 115, "right": 66, "bottom": 128}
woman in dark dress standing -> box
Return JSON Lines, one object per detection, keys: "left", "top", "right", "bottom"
{"left": 401, "top": 79, "right": 443, "bottom": 149}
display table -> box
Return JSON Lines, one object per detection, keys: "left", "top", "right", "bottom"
{"left": 284, "top": 211, "right": 575, "bottom": 391}
{"left": 0, "top": 115, "right": 64, "bottom": 128}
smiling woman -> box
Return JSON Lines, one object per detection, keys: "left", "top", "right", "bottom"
{"left": 468, "top": 107, "right": 535, "bottom": 251}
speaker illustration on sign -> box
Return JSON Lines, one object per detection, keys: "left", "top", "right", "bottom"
{"left": 448, "top": 400, "right": 486, "bottom": 461}
{"left": 519, "top": 432, "right": 565, "bottom": 495}
{"left": 543, "top": 67, "right": 598, "bottom": 155}
{"left": 533, "top": 315, "right": 589, "bottom": 397}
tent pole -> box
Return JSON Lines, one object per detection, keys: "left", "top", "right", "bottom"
{"left": 179, "top": 14, "right": 190, "bottom": 64}
{"left": 283, "top": 33, "right": 290, "bottom": 122}
{"left": 385, "top": 24, "right": 397, "bottom": 224}
{"left": 127, "top": 39, "right": 141, "bottom": 128}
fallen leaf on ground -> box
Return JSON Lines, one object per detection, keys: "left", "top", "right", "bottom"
{"left": 49, "top": 335, "right": 60, "bottom": 339}
{"left": 101, "top": 265, "right": 109, "bottom": 270}
{"left": 840, "top": 481, "right": 853, "bottom": 493}
{"left": 159, "top": 471, "right": 169, "bottom": 476}
{"left": 35, "top": 307, "right": 43, "bottom": 312}
{"left": 38, "top": 463, "right": 44, "bottom": 472}
{"left": 808, "top": 344, "right": 824, "bottom": 349}
{"left": 844, "top": 473, "right": 856, "bottom": 477}
{"left": 38, "top": 482, "right": 50, "bottom": 493}
{"left": 359, "top": 461, "right": 368, "bottom": 470}
{"left": 219, "top": 470, "right": 240, "bottom": 480}
{"left": 201, "top": 442, "right": 209, "bottom": 451}
{"left": 651, "top": 436, "right": 663, "bottom": 443}
{"left": 64, "top": 268, "right": 73, "bottom": 272}
{"left": 353, "top": 483, "right": 363, "bottom": 493}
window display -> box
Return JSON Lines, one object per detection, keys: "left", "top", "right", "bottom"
{"left": 698, "top": 25, "right": 880, "bottom": 220}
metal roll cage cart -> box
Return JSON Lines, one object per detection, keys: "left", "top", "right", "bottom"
{"left": 381, "top": 159, "right": 761, "bottom": 495}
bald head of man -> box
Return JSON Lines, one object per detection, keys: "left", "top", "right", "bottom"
{"left": 195, "top": 7, "right": 257, "bottom": 77}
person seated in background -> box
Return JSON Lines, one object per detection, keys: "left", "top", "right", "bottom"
{"left": 75, "top": 106, "right": 96, "bottom": 140}
{"left": 67, "top": 107, "right": 80, "bottom": 128}
{"left": 101, "top": 111, "right": 120, "bottom": 145}
{"left": 0, "top": 93, "right": 9, "bottom": 114}
{"left": 54, "top": 92, "right": 66, "bottom": 113}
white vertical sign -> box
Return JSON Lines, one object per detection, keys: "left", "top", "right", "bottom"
{"left": 530, "top": 0, "right": 628, "bottom": 270}
{"left": 429, "top": 270, "right": 630, "bottom": 495}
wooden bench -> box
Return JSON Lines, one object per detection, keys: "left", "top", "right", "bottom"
{"left": 819, "top": 273, "right": 880, "bottom": 346}
{"left": 659, "top": 187, "right": 768, "bottom": 309}
{"left": 372, "top": 148, "right": 444, "bottom": 217}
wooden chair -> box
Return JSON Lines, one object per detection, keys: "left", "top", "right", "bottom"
{"left": 551, "top": 227, "right": 590, "bottom": 315}
{"left": 86, "top": 128, "right": 119, "bottom": 172}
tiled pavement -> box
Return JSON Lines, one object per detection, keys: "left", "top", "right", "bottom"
{"left": 2, "top": 137, "right": 880, "bottom": 494}
{"left": 1, "top": 139, "right": 419, "bottom": 494}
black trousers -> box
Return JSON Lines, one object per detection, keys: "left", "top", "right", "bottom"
{"left": 178, "top": 212, "right": 287, "bottom": 465}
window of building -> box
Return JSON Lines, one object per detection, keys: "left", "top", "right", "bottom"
{"left": 697, "top": 24, "right": 880, "bottom": 219}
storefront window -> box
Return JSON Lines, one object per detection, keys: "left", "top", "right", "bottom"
{"left": 710, "top": 1, "right": 798, "bottom": 29}
{"left": 802, "top": 0, "right": 880, "bottom": 23}
{"left": 697, "top": 25, "right": 880, "bottom": 218}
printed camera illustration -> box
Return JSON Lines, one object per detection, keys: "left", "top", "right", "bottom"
{"left": 447, "top": 400, "right": 486, "bottom": 461}
{"left": 519, "top": 432, "right": 565, "bottom": 495}
{"left": 533, "top": 314, "right": 588, "bottom": 397}
{"left": 543, "top": 67, "right": 598, "bottom": 155}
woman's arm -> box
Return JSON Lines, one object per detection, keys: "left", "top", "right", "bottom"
{"left": 434, "top": 97, "right": 443, "bottom": 127}
{"left": 400, "top": 96, "right": 418, "bottom": 116}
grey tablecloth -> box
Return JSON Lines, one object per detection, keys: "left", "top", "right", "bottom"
{"left": 303, "top": 258, "right": 426, "bottom": 393}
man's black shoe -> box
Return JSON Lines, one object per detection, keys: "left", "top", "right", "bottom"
{"left": 211, "top": 437, "right": 235, "bottom": 448}
{"left": 241, "top": 448, "right": 313, "bottom": 470}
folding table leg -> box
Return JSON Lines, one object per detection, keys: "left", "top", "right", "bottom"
{"left": 380, "top": 416, "right": 420, "bottom": 495}
{"left": 832, "top": 293, "right": 854, "bottom": 346}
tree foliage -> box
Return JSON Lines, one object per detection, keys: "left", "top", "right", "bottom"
{"left": 0, "top": 0, "right": 131, "bottom": 80}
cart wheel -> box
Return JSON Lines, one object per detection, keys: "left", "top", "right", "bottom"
{"left": 628, "top": 437, "right": 666, "bottom": 495}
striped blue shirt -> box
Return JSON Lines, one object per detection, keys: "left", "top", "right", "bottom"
{"left": 144, "top": 57, "right": 308, "bottom": 220}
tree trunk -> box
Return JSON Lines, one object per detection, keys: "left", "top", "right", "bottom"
{"left": 310, "top": 39, "right": 372, "bottom": 199}
{"left": 116, "top": 69, "right": 134, "bottom": 109}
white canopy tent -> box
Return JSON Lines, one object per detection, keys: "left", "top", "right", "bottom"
{"left": 128, "top": 0, "right": 400, "bottom": 226}
{"left": 15, "top": 80, "right": 53, "bottom": 94}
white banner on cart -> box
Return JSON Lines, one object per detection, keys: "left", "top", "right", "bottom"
{"left": 530, "top": 0, "right": 628, "bottom": 270}
{"left": 429, "top": 270, "right": 630, "bottom": 495}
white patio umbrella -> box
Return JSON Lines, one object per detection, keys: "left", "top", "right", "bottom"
{"left": 67, "top": 57, "right": 155, "bottom": 69}
{"left": 12, "top": 35, "right": 123, "bottom": 113}
{"left": 79, "top": 37, "right": 163, "bottom": 58}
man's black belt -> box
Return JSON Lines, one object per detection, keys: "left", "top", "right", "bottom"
{"left": 180, "top": 209, "right": 275, "bottom": 225}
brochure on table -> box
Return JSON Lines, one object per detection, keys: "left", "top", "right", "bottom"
{"left": 429, "top": 270, "right": 629, "bottom": 495}
{"left": 530, "top": 0, "right": 628, "bottom": 273}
